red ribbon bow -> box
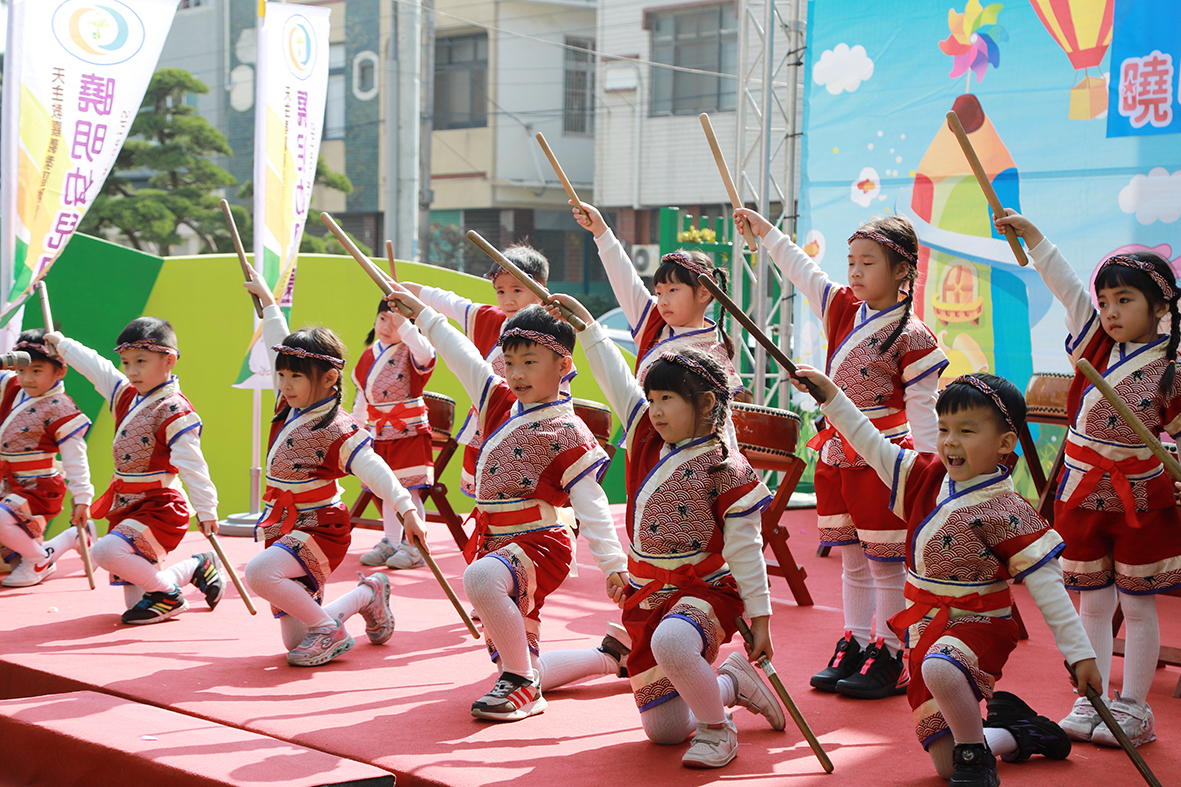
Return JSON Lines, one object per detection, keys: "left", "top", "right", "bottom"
{"left": 259, "top": 485, "right": 332, "bottom": 535}
{"left": 624, "top": 553, "right": 727, "bottom": 611}
{"left": 369, "top": 401, "right": 419, "bottom": 436}
{"left": 462, "top": 505, "right": 544, "bottom": 563}
{"left": 806, "top": 410, "right": 909, "bottom": 461}
{"left": 91, "top": 477, "right": 161, "bottom": 519}
{"left": 1063, "top": 441, "right": 1160, "bottom": 528}
{"left": 888, "top": 582, "right": 1012, "bottom": 678}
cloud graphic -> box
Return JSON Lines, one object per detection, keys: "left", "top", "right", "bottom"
{"left": 813, "top": 44, "right": 874, "bottom": 95}
{"left": 850, "top": 167, "right": 880, "bottom": 207}
{"left": 1119, "top": 168, "right": 1181, "bottom": 225}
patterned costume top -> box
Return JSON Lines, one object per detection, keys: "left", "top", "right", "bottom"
{"left": 351, "top": 339, "right": 435, "bottom": 442}
{"left": 1031, "top": 239, "right": 1181, "bottom": 518}
{"left": 0, "top": 372, "right": 92, "bottom": 509}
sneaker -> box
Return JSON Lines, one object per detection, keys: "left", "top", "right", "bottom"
{"left": 121, "top": 587, "right": 189, "bottom": 624}
{"left": 985, "top": 690, "right": 1071, "bottom": 762}
{"left": 360, "top": 538, "right": 397, "bottom": 567}
{"left": 357, "top": 572, "right": 395, "bottom": 645}
{"left": 2, "top": 553, "right": 57, "bottom": 587}
{"left": 1092, "top": 693, "right": 1155, "bottom": 748}
{"left": 190, "top": 552, "right": 225, "bottom": 609}
{"left": 718, "top": 651, "right": 785, "bottom": 731}
{"left": 597, "top": 621, "right": 631, "bottom": 678}
{"left": 1059, "top": 695, "right": 1103, "bottom": 742}
{"left": 682, "top": 714, "right": 739, "bottom": 769}
{"left": 287, "top": 617, "right": 355, "bottom": 667}
{"left": 386, "top": 541, "right": 426, "bottom": 570}
{"left": 835, "top": 638, "right": 908, "bottom": 699}
{"left": 949, "top": 743, "right": 998, "bottom": 787}
{"left": 471, "top": 671, "right": 547, "bottom": 721}
{"left": 810, "top": 631, "right": 864, "bottom": 692}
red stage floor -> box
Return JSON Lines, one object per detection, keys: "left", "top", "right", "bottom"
{"left": 3, "top": 506, "right": 1180, "bottom": 786}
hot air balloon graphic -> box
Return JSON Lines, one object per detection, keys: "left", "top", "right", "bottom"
{"left": 1029, "top": 0, "right": 1114, "bottom": 120}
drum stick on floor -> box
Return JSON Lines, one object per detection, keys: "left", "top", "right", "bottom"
{"left": 696, "top": 274, "right": 826, "bottom": 403}
{"left": 1065, "top": 661, "right": 1161, "bottom": 787}
{"left": 699, "top": 113, "right": 760, "bottom": 268}
{"left": 206, "top": 532, "right": 257, "bottom": 615}
{"left": 535, "top": 132, "right": 585, "bottom": 213}
{"left": 221, "top": 199, "right": 264, "bottom": 317}
{"left": 945, "top": 111, "right": 1027, "bottom": 267}
{"left": 319, "top": 213, "right": 415, "bottom": 319}
{"left": 735, "top": 617, "right": 834, "bottom": 774}
{"left": 413, "top": 535, "right": 481, "bottom": 639}
{"left": 384, "top": 240, "right": 398, "bottom": 282}
{"left": 466, "top": 230, "right": 587, "bottom": 331}
{"left": 1076, "top": 359, "right": 1181, "bottom": 482}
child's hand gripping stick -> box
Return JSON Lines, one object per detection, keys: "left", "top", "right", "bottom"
{"left": 319, "top": 213, "right": 415, "bottom": 319}
{"left": 465, "top": 230, "right": 587, "bottom": 331}
{"left": 221, "top": 199, "right": 264, "bottom": 317}
{"left": 945, "top": 112, "right": 1027, "bottom": 267}
{"left": 735, "top": 617, "right": 834, "bottom": 774}
{"left": 1065, "top": 660, "right": 1161, "bottom": 787}
{"left": 695, "top": 274, "right": 826, "bottom": 403}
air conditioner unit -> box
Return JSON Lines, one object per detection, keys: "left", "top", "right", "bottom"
{"left": 632, "top": 244, "right": 662, "bottom": 276}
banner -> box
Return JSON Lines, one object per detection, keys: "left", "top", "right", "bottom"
{"left": 236, "top": 0, "right": 330, "bottom": 388}
{"left": 1107, "top": 0, "right": 1181, "bottom": 138}
{"left": 0, "top": 0, "right": 179, "bottom": 330}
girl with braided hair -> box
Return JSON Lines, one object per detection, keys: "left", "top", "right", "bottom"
{"left": 735, "top": 207, "right": 948, "bottom": 700}
{"left": 545, "top": 292, "right": 784, "bottom": 770}
{"left": 997, "top": 209, "right": 1181, "bottom": 749}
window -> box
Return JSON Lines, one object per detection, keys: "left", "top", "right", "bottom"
{"left": 435, "top": 34, "right": 488, "bottom": 130}
{"left": 648, "top": 3, "right": 737, "bottom": 116}
{"left": 178, "top": 0, "right": 206, "bottom": 8}
{"left": 325, "top": 43, "right": 346, "bottom": 139}
{"left": 563, "top": 37, "right": 595, "bottom": 135}
{"left": 353, "top": 50, "right": 379, "bottom": 100}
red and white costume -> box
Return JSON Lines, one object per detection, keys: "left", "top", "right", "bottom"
{"left": 351, "top": 321, "right": 436, "bottom": 492}
{"left": 417, "top": 287, "right": 575, "bottom": 496}
{"left": 820, "top": 389, "right": 1094, "bottom": 747}
{"left": 257, "top": 305, "right": 416, "bottom": 616}
{"left": 1030, "top": 239, "right": 1181, "bottom": 593}
{"left": 416, "top": 305, "right": 626, "bottom": 661}
{"left": 57, "top": 338, "right": 218, "bottom": 573}
{"left": 763, "top": 226, "right": 946, "bottom": 559}
{"left": 580, "top": 320, "right": 772, "bottom": 712}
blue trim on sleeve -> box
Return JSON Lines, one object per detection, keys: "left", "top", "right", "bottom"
{"left": 166, "top": 421, "right": 202, "bottom": 447}
{"left": 344, "top": 435, "right": 375, "bottom": 474}
{"left": 727, "top": 494, "right": 773, "bottom": 518}
{"left": 565, "top": 456, "right": 610, "bottom": 492}
{"left": 60, "top": 422, "right": 92, "bottom": 442}
{"left": 903, "top": 360, "right": 948, "bottom": 387}
{"left": 888, "top": 450, "right": 905, "bottom": 512}
{"left": 1012, "top": 542, "right": 1065, "bottom": 581}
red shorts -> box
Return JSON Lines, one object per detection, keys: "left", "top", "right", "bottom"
{"left": 1054, "top": 503, "right": 1181, "bottom": 593}
{"left": 373, "top": 433, "right": 434, "bottom": 490}
{"left": 815, "top": 462, "right": 907, "bottom": 560}
{"left": 261, "top": 502, "right": 353, "bottom": 618}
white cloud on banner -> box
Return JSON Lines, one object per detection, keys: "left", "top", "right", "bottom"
{"left": 1119, "top": 168, "right": 1181, "bottom": 225}
{"left": 813, "top": 44, "right": 874, "bottom": 95}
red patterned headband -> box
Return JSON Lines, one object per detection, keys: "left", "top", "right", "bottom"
{"left": 114, "top": 340, "right": 179, "bottom": 357}
{"left": 660, "top": 251, "right": 715, "bottom": 280}
{"left": 848, "top": 230, "right": 918, "bottom": 264}
{"left": 271, "top": 344, "right": 345, "bottom": 369}
{"left": 1100, "top": 255, "right": 1176, "bottom": 302}
{"left": 657, "top": 351, "right": 729, "bottom": 397}
{"left": 945, "top": 374, "right": 1016, "bottom": 433}
{"left": 485, "top": 267, "right": 537, "bottom": 284}
{"left": 14, "top": 341, "right": 59, "bottom": 361}
{"left": 499, "top": 327, "right": 572, "bottom": 358}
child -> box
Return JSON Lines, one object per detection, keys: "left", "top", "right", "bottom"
{"left": 735, "top": 207, "right": 948, "bottom": 699}
{"left": 46, "top": 319, "right": 224, "bottom": 624}
{"left": 353, "top": 297, "right": 437, "bottom": 571}
{"left": 548, "top": 292, "right": 785, "bottom": 769}
{"left": 996, "top": 210, "right": 1180, "bottom": 748}
{"left": 574, "top": 202, "right": 742, "bottom": 394}
{"left": 241, "top": 275, "right": 427, "bottom": 667}
{"left": 400, "top": 244, "right": 573, "bottom": 497}
{"left": 795, "top": 366, "right": 1101, "bottom": 785}
{"left": 0, "top": 329, "right": 93, "bottom": 588}
{"left": 386, "top": 283, "right": 628, "bottom": 722}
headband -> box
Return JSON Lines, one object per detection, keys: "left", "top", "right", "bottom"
{"left": 1099, "top": 255, "right": 1176, "bottom": 302}
{"left": 485, "top": 267, "right": 537, "bottom": 284}
{"left": 945, "top": 374, "right": 1016, "bottom": 433}
{"left": 847, "top": 230, "right": 918, "bottom": 264}
{"left": 271, "top": 344, "right": 345, "bottom": 369}
{"left": 14, "top": 341, "right": 59, "bottom": 360}
{"left": 498, "top": 327, "right": 572, "bottom": 358}
{"left": 657, "top": 351, "right": 729, "bottom": 397}
{"left": 660, "top": 251, "right": 715, "bottom": 280}
{"left": 114, "top": 339, "right": 179, "bottom": 358}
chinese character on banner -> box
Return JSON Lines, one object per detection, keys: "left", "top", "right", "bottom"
{"left": 70, "top": 120, "right": 108, "bottom": 162}
{"left": 1119, "top": 51, "right": 1175, "bottom": 129}
{"left": 42, "top": 212, "right": 80, "bottom": 252}
{"left": 78, "top": 74, "right": 117, "bottom": 116}
{"left": 62, "top": 170, "right": 94, "bottom": 206}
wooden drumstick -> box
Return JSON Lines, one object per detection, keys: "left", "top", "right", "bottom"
{"left": 735, "top": 617, "right": 834, "bottom": 774}
{"left": 945, "top": 111, "right": 1027, "bottom": 267}
{"left": 699, "top": 113, "right": 760, "bottom": 260}
{"left": 412, "top": 535, "right": 481, "bottom": 639}
{"left": 206, "top": 532, "right": 257, "bottom": 615}
{"left": 1076, "top": 359, "right": 1181, "bottom": 482}
{"left": 319, "top": 213, "right": 415, "bottom": 319}
{"left": 385, "top": 240, "right": 398, "bottom": 282}
{"left": 535, "top": 133, "right": 584, "bottom": 213}
{"left": 1065, "top": 661, "right": 1162, "bottom": 787}
{"left": 465, "top": 230, "right": 587, "bottom": 331}
{"left": 221, "top": 199, "right": 264, "bottom": 317}
{"left": 696, "top": 274, "right": 826, "bottom": 403}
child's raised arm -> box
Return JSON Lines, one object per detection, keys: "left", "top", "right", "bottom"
{"left": 736, "top": 208, "right": 831, "bottom": 318}
{"left": 579, "top": 203, "right": 656, "bottom": 334}
{"left": 995, "top": 210, "right": 1093, "bottom": 339}
{"left": 45, "top": 332, "right": 128, "bottom": 408}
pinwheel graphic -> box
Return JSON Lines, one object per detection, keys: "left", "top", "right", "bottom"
{"left": 939, "top": 0, "right": 1007, "bottom": 89}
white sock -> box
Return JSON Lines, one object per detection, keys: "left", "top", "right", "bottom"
{"left": 640, "top": 697, "right": 698, "bottom": 744}
{"left": 1079, "top": 585, "right": 1118, "bottom": 699}
{"left": 381, "top": 497, "right": 404, "bottom": 544}
{"left": 1118, "top": 592, "right": 1159, "bottom": 703}
{"left": 43, "top": 528, "right": 78, "bottom": 562}
{"left": 869, "top": 559, "right": 906, "bottom": 652}
{"left": 165, "top": 555, "right": 200, "bottom": 588}
{"left": 651, "top": 616, "right": 725, "bottom": 726}
{"left": 91, "top": 534, "right": 177, "bottom": 594}
{"left": 922, "top": 657, "right": 984, "bottom": 745}
{"left": 0, "top": 515, "right": 48, "bottom": 560}
{"left": 841, "top": 545, "right": 875, "bottom": 644}
{"left": 538, "top": 648, "right": 618, "bottom": 691}
{"left": 984, "top": 727, "right": 1018, "bottom": 757}
{"left": 244, "top": 546, "right": 334, "bottom": 632}
{"left": 326, "top": 583, "right": 376, "bottom": 625}
{"left": 464, "top": 556, "right": 532, "bottom": 677}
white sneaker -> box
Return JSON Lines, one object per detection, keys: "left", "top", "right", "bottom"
{"left": 386, "top": 541, "right": 425, "bottom": 570}
{"left": 1092, "top": 694, "right": 1155, "bottom": 748}
{"left": 1059, "top": 695, "right": 1103, "bottom": 741}
{"left": 682, "top": 714, "right": 739, "bottom": 768}
{"left": 360, "top": 538, "right": 397, "bottom": 567}
{"left": 718, "top": 651, "right": 786, "bottom": 731}
{"left": 2, "top": 554, "right": 57, "bottom": 587}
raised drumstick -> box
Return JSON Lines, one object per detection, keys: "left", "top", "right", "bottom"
{"left": 319, "top": 213, "right": 414, "bottom": 318}
{"left": 699, "top": 113, "right": 761, "bottom": 260}
{"left": 466, "top": 230, "right": 587, "bottom": 331}
{"left": 535, "top": 132, "right": 584, "bottom": 213}
{"left": 221, "top": 199, "right": 264, "bottom": 317}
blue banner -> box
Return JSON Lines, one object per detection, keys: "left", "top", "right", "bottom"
{"left": 1107, "top": 0, "right": 1181, "bottom": 138}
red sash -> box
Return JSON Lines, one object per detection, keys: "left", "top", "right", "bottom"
{"left": 259, "top": 485, "right": 334, "bottom": 535}
{"left": 807, "top": 410, "right": 909, "bottom": 461}
{"left": 888, "top": 581, "right": 1012, "bottom": 677}
{"left": 369, "top": 400, "right": 422, "bottom": 435}
{"left": 624, "top": 552, "right": 727, "bottom": 610}
{"left": 463, "top": 504, "right": 544, "bottom": 563}
{"left": 92, "top": 477, "right": 164, "bottom": 519}
{"left": 0, "top": 456, "right": 54, "bottom": 499}
{"left": 1063, "top": 441, "right": 1160, "bottom": 528}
